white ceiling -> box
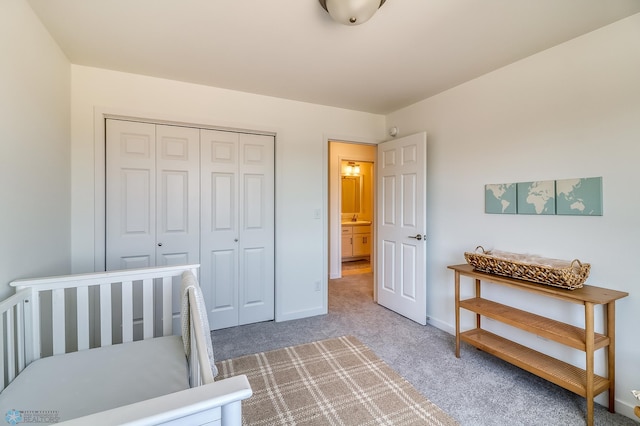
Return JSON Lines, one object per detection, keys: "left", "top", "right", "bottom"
{"left": 27, "top": 0, "right": 640, "bottom": 114}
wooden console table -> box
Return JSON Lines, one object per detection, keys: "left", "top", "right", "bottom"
{"left": 448, "top": 264, "right": 629, "bottom": 426}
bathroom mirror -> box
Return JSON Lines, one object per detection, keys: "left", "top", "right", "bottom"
{"left": 341, "top": 176, "right": 361, "bottom": 214}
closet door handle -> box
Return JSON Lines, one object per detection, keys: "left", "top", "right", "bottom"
{"left": 408, "top": 234, "right": 424, "bottom": 241}
{"left": 157, "top": 243, "right": 163, "bottom": 247}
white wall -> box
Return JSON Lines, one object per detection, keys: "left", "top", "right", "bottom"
{"left": 386, "top": 14, "right": 640, "bottom": 418}
{"left": 70, "top": 65, "right": 385, "bottom": 321}
{"left": 0, "top": 0, "right": 71, "bottom": 299}
{"left": 9, "top": 0, "right": 637, "bottom": 417}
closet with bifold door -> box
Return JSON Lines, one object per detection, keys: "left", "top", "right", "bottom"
{"left": 106, "top": 119, "right": 274, "bottom": 332}
{"left": 200, "top": 129, "right": 274, "bottom": 330}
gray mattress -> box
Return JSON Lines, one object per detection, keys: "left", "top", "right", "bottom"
{"left": 0, "top": 335, "right": 189, "bottom": 425}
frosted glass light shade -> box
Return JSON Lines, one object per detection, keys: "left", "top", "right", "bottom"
{"left": 320, "top": 0, "right": 386, "bottom": 25}
{"left": 343, "top": 161, "right": 361, "bottom": 176}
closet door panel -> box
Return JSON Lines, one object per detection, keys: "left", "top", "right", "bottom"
{"left": 155, "top": 125, "right": 200, "bottom": 267}
{"left": 120, "top": 256, "right": 153, "bottom": 270}
{"left": 106, "top": 120, "right": 156, "bottom": 271}
{"left": 244, "top": 175, "right": 264, "bottom": 228}
{"left": 238, "top": 134, "right": 275, "bottom": 326}
{"left": 242, "top": 247, "right": 266, "bottom": 304}
{"left": 204, "top": 249, "right": 237, "bottom": 329}
{"left": 212, "top": 174, "right": 235, "bottom": 230}
{"left": 200, "top": 130, "right": 240, "bottom": 329}
{"left": 202, "top": 171, "right": 238, "bottom": 329}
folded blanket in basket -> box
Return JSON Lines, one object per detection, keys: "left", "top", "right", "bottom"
{"left": 488, "top": 250, "right": 575, "bottom": 269}
{"left": 464, "top": 246, "right": 590, "bottom": 289}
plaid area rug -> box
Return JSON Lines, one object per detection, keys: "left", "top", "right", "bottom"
{"left": 215, "top": 336, "right": 458, "bottom": 426}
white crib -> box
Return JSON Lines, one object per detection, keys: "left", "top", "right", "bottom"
{"left": 0, "top": 264, "right": 251, "bottom": 425}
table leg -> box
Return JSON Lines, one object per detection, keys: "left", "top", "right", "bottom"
{"left": 455, "top": 271, "right": 460, "bottom": 358}
{"left": 475, "top": 278, "right": 481, "bottom": 329}
{"left": 585, "top": 302, "right": 595, "bottom": 426}
{"left": 607, "top": 302, "right": 616, "bottom": 413}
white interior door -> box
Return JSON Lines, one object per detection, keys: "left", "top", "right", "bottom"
{"left": 376, "top": 132, "right": 427, "bottom": 325}
{"left": 200, "top": 130, "right": 274, "bottom": 330}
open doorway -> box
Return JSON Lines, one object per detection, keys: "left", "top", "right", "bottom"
{"left": 328, "top": 141, "right": 376, "bottom": 280}
{"left": 340, "top": 160, "right": 374, "bottom": 276}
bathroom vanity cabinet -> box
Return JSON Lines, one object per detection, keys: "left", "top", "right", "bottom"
{"left": 342, "top": 224, "right": 371, "bottom": 260}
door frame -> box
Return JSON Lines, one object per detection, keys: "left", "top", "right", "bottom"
{"left": 326, "top": 137, "right": 379, "bottom": 300}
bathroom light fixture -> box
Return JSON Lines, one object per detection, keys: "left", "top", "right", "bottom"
{"left": 344, "top": 161, "right": 361, "bottom": 176}
{"left": 318, "top": 0, "right": 386, "bottom": 25}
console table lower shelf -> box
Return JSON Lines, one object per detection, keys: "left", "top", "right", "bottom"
{"left": 448, "top": 263, "right": 629, "bottom": 426}
{"left": 461, "top": 329, "right": 610, "bottom": 398}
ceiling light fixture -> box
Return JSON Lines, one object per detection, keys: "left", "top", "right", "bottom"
{"left": 319, "top": 0, "right": 386, "bottom": 26}
{"left": 344, "top": 161, "right": 361, "bottom": 176}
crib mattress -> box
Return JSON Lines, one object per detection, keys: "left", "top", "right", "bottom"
{"left": 0, "top": 335, "right": 189, "bottom": 425}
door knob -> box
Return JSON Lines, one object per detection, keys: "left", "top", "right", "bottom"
{"left": 408, "top": 234, "right": 425, "bottom": 241}
{"left": 157, "top": 243, "right": 163, "bottom": 247}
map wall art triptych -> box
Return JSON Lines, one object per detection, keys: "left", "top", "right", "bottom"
{"left": 485, "top": 177, "right": 603, "bottom": 216}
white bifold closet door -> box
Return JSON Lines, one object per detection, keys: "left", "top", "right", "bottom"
{"left": 200, "top": 130, "right": 275, "bottom": 330}
{"left": 106, "top": 120, "right": 200, "bottom": 271}
{"left": 106, "top": 120, "right": 274, "bottom": 332}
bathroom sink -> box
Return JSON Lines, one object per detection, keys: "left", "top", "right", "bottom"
{"left": 342, "top": 220, "right": 371, "bottom": 226}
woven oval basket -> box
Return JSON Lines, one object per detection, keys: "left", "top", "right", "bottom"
{"left": 464, "top": 246, "right": 590, "bottom": 290}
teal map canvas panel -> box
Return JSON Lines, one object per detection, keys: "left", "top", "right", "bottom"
{"left": 556, "top": 177, "right": 603, "bottom": 215}
{"left": 517, "top": 180, "right": 555, "bottom": 215}
{"left": 485, "top": 183, "right": 516, "bottom": 214}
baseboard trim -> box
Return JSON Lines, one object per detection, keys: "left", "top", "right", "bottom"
{"left": 277, "top": 306, "right": 327, "bottom": 323}
{"left": 615, "top": 400, "right": 639, "bottom": 422}
{"left": 426, "top": 316, "right": 454, "bottom": 335}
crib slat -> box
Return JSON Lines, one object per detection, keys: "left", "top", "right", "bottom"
{"left": 20, "top": 295, "right": 35, "bottom": 367}
{"left": 52, "top": 288, "right": 65, "bottom": 355}
{"left": 122, "top": 281, "right": 133, "bottom": 343}
{"left": 6, "top": 309, "right": 16, "bottom": 383}
{"left": 143, "top": 279, "right": 153, "bottom": 339}
{"left": 76, "top": 286, "right": 90, "bottom": 351}
{"left": 100, "top": 284, "right": 112, "bottom": 346}
{"left": 27, "top": 292, "right": 40, "bottom": 363}
{"left": 162, "top": 276, "right": 172, "bottom": 336}
{"left": 15, "top": 303, "right": 25, "bottom": 372}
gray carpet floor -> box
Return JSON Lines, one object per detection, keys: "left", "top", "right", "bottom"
{"left": 211, "top": 272, "right": 636, "bottom": 426}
